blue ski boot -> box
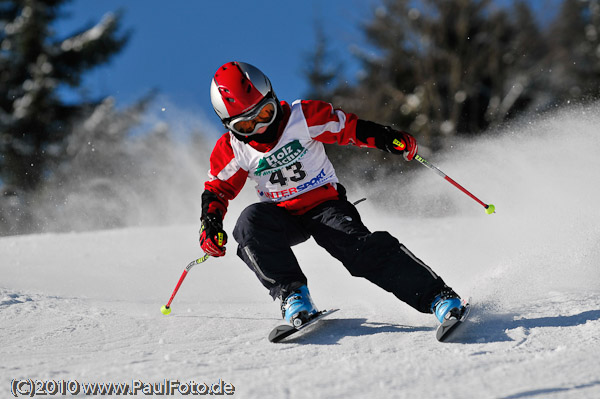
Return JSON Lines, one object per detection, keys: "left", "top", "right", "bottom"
{"left": 431, "top": 292, "right": 465, "bottom": 323}
{"left": 281, "top": 285, "right": 319, "bottom": 327}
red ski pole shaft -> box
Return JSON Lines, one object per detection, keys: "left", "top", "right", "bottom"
{"left": 414, "top": 154, "right": 495, "bottom": 214}
{"left": 162, "top": 254, "right": 211, "bottom": 313}
{"left": 164, "top": 269, "right": 190, "bottom": 309}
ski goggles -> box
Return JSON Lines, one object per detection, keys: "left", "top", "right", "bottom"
{"left": 224, "top": 96, "right": 278, "bottom": 136}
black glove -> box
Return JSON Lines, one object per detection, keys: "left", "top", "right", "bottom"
{"left": 356, "top": 119, "right": 418, "bottom": 161}
{"left": 199, "top": 214, "right": 228, "bottom": 257}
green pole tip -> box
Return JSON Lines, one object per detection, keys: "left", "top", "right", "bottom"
{"left": 160, "top": 305, "right": 172, "bottom": 315}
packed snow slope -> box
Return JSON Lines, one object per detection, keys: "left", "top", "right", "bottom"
{"left": 2, "top": 104, "right": 600, "bottom": 399}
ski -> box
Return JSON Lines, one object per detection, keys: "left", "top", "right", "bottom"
{"left": 268, "top": 309, "right": 339, "bottom": 343}
{"left": 436, "top": 298, "right": 471, "bottom": 342}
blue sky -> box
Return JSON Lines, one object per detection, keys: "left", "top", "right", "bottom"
{"left": 53, "top": 0, "right": 375, "bottom": 127}
{"left": 53, "top": 0, "right": 559, "bottom": 133}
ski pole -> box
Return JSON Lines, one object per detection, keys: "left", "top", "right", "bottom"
{"left": 160, "top": 254, "right": 211, "bottom": 315}
{"left": 161, "top": 229, "right": 224, "bottom": 315}
{"left": 413, "top": 154, "right": 495, "bottom": 214}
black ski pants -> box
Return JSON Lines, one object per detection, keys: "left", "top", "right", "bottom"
{"left": 232, "top": 199, "right": 448, "bottom": 313}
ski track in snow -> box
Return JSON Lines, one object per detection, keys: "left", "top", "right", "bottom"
{"left": 2, "top": 105, "right": 600, "bottom": 398}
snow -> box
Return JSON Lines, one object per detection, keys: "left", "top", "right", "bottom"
{"left": 2, "top": 104, "right": 600, "bottom": 398}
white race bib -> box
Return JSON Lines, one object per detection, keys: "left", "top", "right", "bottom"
{"left": 230, "top": 101, "right": 338, "bottom": 202}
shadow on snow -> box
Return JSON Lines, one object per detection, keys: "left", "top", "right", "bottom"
{"left": 449, "top": 308, "right": 600, "bottom": 344}
{"left": 275, "top": 307, "right": 600, "bottom": 345}
{"left": 276, "top": 318, "right": 433, "bottom": 345}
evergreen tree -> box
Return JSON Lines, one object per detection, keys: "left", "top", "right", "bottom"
{"left": 0, "top": 0, "right": 128, "bottom": 192}
{"left": 311, "top": 0, "right": 547, "bottom": 156}
{"left": 0, "top": 0, "right": 128, "bottom": 234}
{"left": 303, "top": 0, "right": 559, "bottom": 195}
{"left": 547, "top": 0, "right": 600, "bottom": 102}
{"left": 302, "top": 22, "right": 341, "bottom": 103}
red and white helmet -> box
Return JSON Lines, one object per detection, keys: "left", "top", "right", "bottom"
{"left": 210, "top": 62, "right": 278, "bottom": 136}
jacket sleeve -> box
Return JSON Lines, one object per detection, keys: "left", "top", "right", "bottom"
{"left": 202, "top": 133, "right": 248, "bottom": 220}
{"left": 300, "top": 100, "right": 412, "bottom": 153}
{"left": 300, "top": 100, "right": 364, "bottom": 146}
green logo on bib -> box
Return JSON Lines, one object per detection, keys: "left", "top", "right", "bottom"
{"left": 255, "top": 139, "right": 307, "bottom": 176}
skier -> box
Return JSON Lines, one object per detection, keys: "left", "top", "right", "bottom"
{"left": 200, "top": 61, "right": 465, "bottom": 329}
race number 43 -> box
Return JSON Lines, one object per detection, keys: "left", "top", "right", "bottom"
{"left": 269, "top": 162, "right": 306, "bottom": 186}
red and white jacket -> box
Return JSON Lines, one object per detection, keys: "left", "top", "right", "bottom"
{"left": 204, "top": 99, "right": 381, "bottom": 218}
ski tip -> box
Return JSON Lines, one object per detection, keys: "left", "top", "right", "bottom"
{"left": 436, "top": 318, "right": 461, "bottom": 342}
{"left": 436, "top": 299, "right": 472, "bottom": 342}
{"left": 268, "top": 325, "right": 296, "bottom": 343}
